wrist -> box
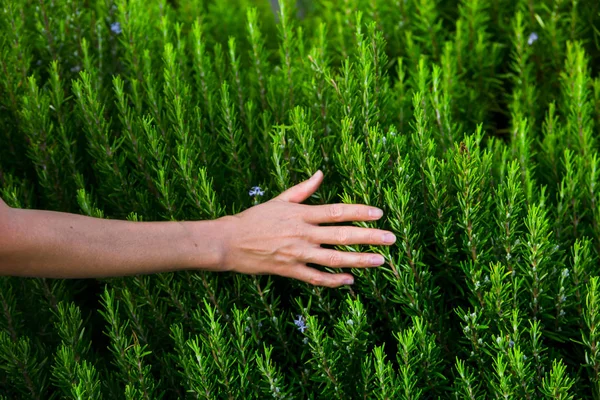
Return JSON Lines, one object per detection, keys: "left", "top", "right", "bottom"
{"left": 181, "top": 217, "right": 231, "bottom": 272}
{"left": 212, "top": 215, "right": 237, "bottom": 272}
{"left": 186, "top": 216, "right": 234, "bottom": 272}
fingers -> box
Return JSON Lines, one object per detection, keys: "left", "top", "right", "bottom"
{"left": 278, "top": 248, "right": 386, "bottom": 288}
{"left": 280, "top": 264, "right": 355, "bottom": 288}
{"left": 275, "top": 170, "right": 323, "bottom": 203}
{"left": 304, "top": 203, "right": 384, "bottom": 224}
{"left": 306, "top": 249, "right": 386, "bottom": 269}
{"left": 308, "top": 226, "right": 396, "bottom": 246}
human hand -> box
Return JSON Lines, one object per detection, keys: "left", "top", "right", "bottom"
{"left": 218, "top": 171, "right": 396, "bottom": 288}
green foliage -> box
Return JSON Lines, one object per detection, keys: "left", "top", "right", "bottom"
{"left": 2, "top": 0, "right": 600, "bottom": 398}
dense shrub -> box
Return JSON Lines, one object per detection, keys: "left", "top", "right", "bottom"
{"left": 2, "top": 0, "right": 600, "bottom": 398}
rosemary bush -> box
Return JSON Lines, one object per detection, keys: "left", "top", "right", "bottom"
{"left": 2, "top": 0, "right": 600, "bottom": 398}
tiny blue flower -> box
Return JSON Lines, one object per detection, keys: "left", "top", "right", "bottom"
{"left": 293, "top": 315, "right": 308, "bottom": 333}
{"left": 249, "top": 186, "right": 264, "bottom": 197}
{"left": 111, "top": 22, "right": 122, "bottom": 35}
{"left": 527, "top": 32, "right": 538, "bottom": 46}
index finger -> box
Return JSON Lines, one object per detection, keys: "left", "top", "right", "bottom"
{"left": 304, "top": 203, "right": 384, "bottom": 224}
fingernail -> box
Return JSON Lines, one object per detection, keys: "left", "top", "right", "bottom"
{"left": 343, "top": 277, "right": 354, "bottom": 285}
{"left": 369, "top": 208, "right": 383, "bottom": 218}
{"left": 370, "top": 255, "right": 385, "bottom": 265}
{"left": 311, "top": 170, "right": 322, "bottom": 180}
{"left": 383, "top": 233, "right": 396, "bottom": 244}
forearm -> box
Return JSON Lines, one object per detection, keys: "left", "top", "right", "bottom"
{"left": 0, "top": 207, "right": 225, "bottom": 279}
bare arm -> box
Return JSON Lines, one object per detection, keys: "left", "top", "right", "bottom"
{"left": 0, "top": 171, "right": 396, "bottom": 287}
{"left": 0, "top": 195, "right": 224, "bottom": 279}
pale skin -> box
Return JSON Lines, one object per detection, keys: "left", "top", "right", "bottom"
{"left": 0, "top": 171, "right": 396, "bottom": 288}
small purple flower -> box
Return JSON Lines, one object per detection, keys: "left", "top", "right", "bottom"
{"left": 293, "top": 315, "right": 308, "bottom": 333}
{"left": 527, "top": 32, "right": 538, "bottom": 46}
{"left": 249, "top": 186, "right": 264, "bottom": 197}
{"left": 111, "top": 22, "right": 122, "bottom": 35}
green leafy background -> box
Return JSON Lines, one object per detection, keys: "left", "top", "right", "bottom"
{"left": 1, "top": 0, "right": 600, "bottom": 398}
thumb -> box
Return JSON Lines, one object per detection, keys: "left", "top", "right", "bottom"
{"left": 276, "top": 170, "right": 323, "bottom": 203}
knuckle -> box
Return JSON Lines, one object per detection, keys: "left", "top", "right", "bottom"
{"left": 336, "top": 227, "right": 351, "bottom": 245}
{"left": 328, "top": 252, "right": 343, "bottom": 266}
{"left": 368, "top": 230, "right": 379, "bottom": 244}
{"left": 308, "top": 275, "right": 323, "bottom": 286}
{"left": 328, "top": 204, "right": 343, "bottom": 220}
{"left": 292, "top": 223, "right": 306, "bottom": 239}
{"left": 290, "top": 245, "right": 306, "bottom": 261}
{"left": 354, "top": 207, "right": 363, "bottom": 219}
{"left": 361, "top": 254, "right": 374, "bottom": 266}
